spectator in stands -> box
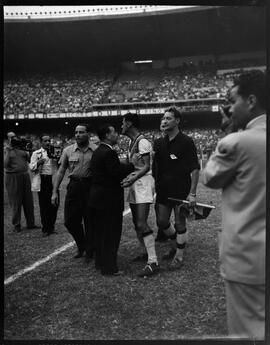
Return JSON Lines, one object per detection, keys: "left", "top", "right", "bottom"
{"left": 202, "top": 70, "right": 266, "bottom": 338}
{"left": 29, "top": 134, "right": 59, "bottom": 237}
{"left": 89, "top": 124, "right": 134, "bottom": 276}
{"left": 4, "top": 134, "right": 40, "bottom": 232}
{"left": 51, "top": 124, "right": 97, "bottom": 261}
{"left": 153, "top": 106, "right": 200, "bottom": 269}
{"left": 121, "top": 113, "right": 159, "bottom": 277}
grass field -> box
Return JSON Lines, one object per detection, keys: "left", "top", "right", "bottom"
{"left": 4, "top": 174, "right": 228, "bottom": 340}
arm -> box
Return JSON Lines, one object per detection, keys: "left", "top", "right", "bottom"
{"left": 121, "top": 153, "right": 150, "bottom": 187}
{"left": 4, "top": 146, "right": 12, "bottom": 168}
{"left": 104, "top": 149, "right": 134, "bottom": 181}
{"left": 29, "top": 151, "right": 46, "bottom": 172}
{"left": 51, "top": 152, "right": 68, "bottom": 206}
{"left": 186, "top": 169, "right": 200, "bottom": 206}
{"left": 121, "top": 138, "right": 152, "bottom": 187}
{"left": 202, "top": 136, "right": 237, "bottom": 189}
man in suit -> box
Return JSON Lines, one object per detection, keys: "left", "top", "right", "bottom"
{"left": 202, "top": 70, "right": 266, "bottom": 339}
{"left": 89, "top": 124, "right": 134, "bottom": 276}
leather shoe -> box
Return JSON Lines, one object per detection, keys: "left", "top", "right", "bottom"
{"left": 42, "top": 232, "right": 50, "bottom": 237}
{"left": 27, "top": 225, "right": 41, "bottom": 230}
{"left": 102, "top": 270, "right": 124, "bottom": 277}
{"left": 13, "top": 226, "right": 22, "bottom": 233}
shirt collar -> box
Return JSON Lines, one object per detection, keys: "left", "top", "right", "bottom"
{"left": 73, "top": 142, "right": 96, "bottom": 152}
{"left": 246, "top": 114, "right": 266, "bottom": 130}
{"left": 100, "top": 142, "right": 113, "bottom": 149}
{"left": 165, "top": 131, "right": 181, "bottom": 143}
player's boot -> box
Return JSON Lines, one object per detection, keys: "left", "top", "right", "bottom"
{"left": 137, "top": 262, "right": 160, "bottom": 277}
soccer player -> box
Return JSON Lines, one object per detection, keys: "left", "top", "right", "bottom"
{"left": 121, "top": 113, "right": 159, "bottom": 277}
{"left": 153, "top": 106, "right": 200, "bottom": 269}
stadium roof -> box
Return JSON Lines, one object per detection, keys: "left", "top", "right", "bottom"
{"left": 4, "top": 5, "right": 199, "bottom": 21}
{"left": 4, "top": 5, "right": 266, "bottom": 73}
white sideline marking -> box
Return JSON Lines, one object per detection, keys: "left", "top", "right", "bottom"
{"left": 4, "top": 208, "right": 131, "bottom": 286}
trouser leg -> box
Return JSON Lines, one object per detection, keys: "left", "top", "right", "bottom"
{"left": 38, "top": 175, "right": 59, "bottom": 233}
{"left": 5, "top": 173, "right": 23, "bottom": 229}
{"left": 64, "top": 181, "right": 85, "bottom": 253}
{"left": 101, "top": 208, "right": 123, "bottom": 274}
{"left": 225, "top": 280, "right": 265, "bottom": 339}
{"left": 83, "top": 182, "right": 95, "bottom": 257}
{"left": 22, "top": 172, "right": 35, "bottom": 227}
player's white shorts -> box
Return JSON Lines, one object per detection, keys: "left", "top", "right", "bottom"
{"left": 127, "top": 174, "right": 155, "bottom": 204}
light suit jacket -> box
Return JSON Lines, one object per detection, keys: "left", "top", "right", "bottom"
{"left": 202, "top": 115, "right": 266, "bottom": 285}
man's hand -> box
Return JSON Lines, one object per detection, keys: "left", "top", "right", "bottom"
{"left": 187, "top": 194, "right": 196, "bottom": 207}
{"left": 119, "top": 156, "right": 128, "bottom": 164}
{"left": 121, "top": 172, "right": 137, "bottom": 188}
{"left": 37, "top": 158, "right": 46, "bottom": 166}
{"left": 220, "top": 106, "right": 235, "bottom": 135}
{"left": 51, "top": 192, "right": 59, "bottom": 207}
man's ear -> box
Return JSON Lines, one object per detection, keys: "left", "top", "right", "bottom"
{"left": 175, "top": 118, "right": 180, "bottom": 126}
{"left": 248, "top": 94, "right": 257, "bottom": 110}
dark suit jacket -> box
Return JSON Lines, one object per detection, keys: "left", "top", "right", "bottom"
{"left": 89, "top": 143, "right": 134, "bottom": 210}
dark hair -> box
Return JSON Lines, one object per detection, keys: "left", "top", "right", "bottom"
{"left": 97, "top": 124, "right": 113, "bottom": 141}
{"left": 76, "top": 123, "right": 91, "bottom": 132}
{"left": 164, "top": 106, "right": 182, "bottom": 121}
{"left": 39, "top": 133, "right": 50, "bottom": 142}
{"left": 123, "top": 112, "right": 140, "bottom": 128}
{"left": 232, "top": 70, "right": 266, "bottom": 109}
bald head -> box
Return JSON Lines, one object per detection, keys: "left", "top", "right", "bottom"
{"left": 7, "top": 132, "right": 16, "bottom": 143}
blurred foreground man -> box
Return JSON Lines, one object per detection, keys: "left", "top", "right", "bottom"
{"left": 4, "top": 134, "right": 39, "bottom": 232}
{"left": 51, "top": 124, "right": 97, "bottom": 260}
{"left": 153, "top": 106, "right": 200, "bottom": 269}
{"left": 202, "top": 70, "right": 266, "bottom": 339}
{"left": 89, "top": 124, "right": 134, "bottom": 276}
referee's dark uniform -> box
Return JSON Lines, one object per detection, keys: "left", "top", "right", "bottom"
{"left": 59, "top": 142, "right": 97, "bottom": 257}
{"left": 153, "top": 131, "right": 200, "bottom": 204}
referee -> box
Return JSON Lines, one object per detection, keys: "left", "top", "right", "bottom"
{"left": 153, "top": 106, "right": 200, "bottom": 269}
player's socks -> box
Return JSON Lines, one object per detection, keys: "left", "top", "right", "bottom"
{"left": 175, "top": 230, "right": 187, "bottom": 261}
{"left": 143, "top": 233, "right": 158, "bottom": 264}
{"left": 163, "top": 223, "right": 176, "bottom": 237}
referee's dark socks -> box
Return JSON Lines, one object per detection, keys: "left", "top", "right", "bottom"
{"left": 175, "top": 228, "right": 187, "bottom": 261}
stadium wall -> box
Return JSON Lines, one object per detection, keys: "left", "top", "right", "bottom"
{"left": 4, "top": 111, "right": 221, "bottom": 137}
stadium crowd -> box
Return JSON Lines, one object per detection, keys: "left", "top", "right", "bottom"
{"left": 4, "top": 58, "right": 265, "bottom": 115}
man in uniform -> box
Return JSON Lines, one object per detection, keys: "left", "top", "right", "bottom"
{"left": 121, "top": 113, "right": 159, "bottom": 277}
{"left": 153, "top": 106, "right": 200, "bottom": 269}
{"left": 51, "top": 124, "right": 97, "bottom": 260}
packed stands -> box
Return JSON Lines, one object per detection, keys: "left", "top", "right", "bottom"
{"left": 4, "top": 58, "right": 265, "bottom": 115}
{"left": 4, "top": 70, "right": 115, "bottom": 115}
